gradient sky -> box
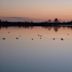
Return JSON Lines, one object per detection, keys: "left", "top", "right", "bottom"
{"left": 0, "top": 0, "right": 72, "bottom": 21}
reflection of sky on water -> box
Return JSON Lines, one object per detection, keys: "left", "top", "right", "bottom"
{"left": 0, "top": 26, "right": 72, "bottom": 40}
{"left": 0, "top": 27, "right": 72, "bottom": 72}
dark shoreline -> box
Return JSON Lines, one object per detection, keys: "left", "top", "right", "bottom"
{"left": 0, "top": 21, "right": 72, "bottom": 27}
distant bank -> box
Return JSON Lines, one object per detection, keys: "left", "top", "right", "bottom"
{"left": 0, "top": 20, "right": 72, "bottom": 27}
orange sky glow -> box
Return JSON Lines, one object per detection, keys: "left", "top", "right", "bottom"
{"left": 0, "top": 0, "right": 72, "bottom": 21}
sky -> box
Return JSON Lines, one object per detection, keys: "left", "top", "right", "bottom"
{"left": 0, "top": 0, "right": 72, "bottom": 21}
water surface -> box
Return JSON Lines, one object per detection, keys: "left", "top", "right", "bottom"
{"left": 0, "top": 27, "right": 72, "bottom": 72}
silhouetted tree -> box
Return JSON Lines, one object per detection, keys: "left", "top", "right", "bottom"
{"left": 0, "top": 19, "right": 1, "bottom": 22}
{"left": 5, "top": 20, "right": 8, "bottom": 22}
{"left": 54, "top": 18, "right": 59, "bottom": 23}
{"left": 0, "top": 18, "right": 72, "bottom": 27}
{"left": 48, "top": 19, "right": 51, "bottom": 23}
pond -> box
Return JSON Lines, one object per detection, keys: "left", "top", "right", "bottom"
{"left": 0, "top": 26, "right": 72, "bottom": 72}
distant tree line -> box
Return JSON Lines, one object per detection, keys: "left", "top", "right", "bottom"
{"left": 0, "top": 18, "right": 72, "bottom": 27}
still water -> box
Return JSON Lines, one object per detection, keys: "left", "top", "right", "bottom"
{"left": 0, "top": 26, "right": 72, "bottom": 72}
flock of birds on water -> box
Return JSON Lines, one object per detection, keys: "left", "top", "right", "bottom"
{"left": 1, "top": 37, "right": 64, "bottom": 41}
{"left": 0, "top": 31, "right": 67, "bottom": 41}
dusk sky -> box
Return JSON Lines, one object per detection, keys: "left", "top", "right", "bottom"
{"left": 0, "top": 0, "right": 72, "bottom": 21}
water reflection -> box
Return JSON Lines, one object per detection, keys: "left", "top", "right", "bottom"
{"left": 0, "top": 26, "right": 72, "bottom": 41}
{"left": 0, "top": 26, "right": 72, "bottom": 72}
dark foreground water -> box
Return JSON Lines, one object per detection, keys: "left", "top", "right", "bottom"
{"left": 0, "top": 27, "right": 72, "bottom": 72}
